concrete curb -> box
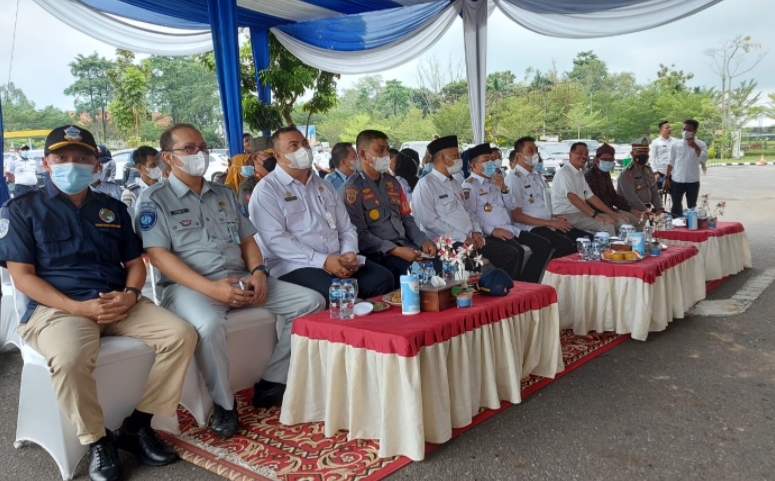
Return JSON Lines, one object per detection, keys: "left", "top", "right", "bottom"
{"left": 708, "top": 161, "right": 775, "bottom": 167}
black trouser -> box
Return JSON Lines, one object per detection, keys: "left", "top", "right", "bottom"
{"left": 530, "top": 226, "right": 589, "bottom": 258}
{"left": 670, "top": 181, "right": 700, "bottom": 218}
{"left": 366, "top": 250, "right": 444, "bottom": 287}
{"left": 278, "top": 261, "right": 394, "bottom": 307}
{"left": 514, "top": 230, "right": 553, "bottom": 283}
{"left": 12, "top": 184, "right": 35, "bottom": 197}
{"left": 473, "top": 237, "right": 524, "bottom": 281}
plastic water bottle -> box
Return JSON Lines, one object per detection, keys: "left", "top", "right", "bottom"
{"left": 329, "top": 279, "right": 342, "bottom": 318}
{"left": 341, "top": 279, "right": 355, "bottom": 320}
{"left": 424, "top": 262, "right": 436, "bottom": 284}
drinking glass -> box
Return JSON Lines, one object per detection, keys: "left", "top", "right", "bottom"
{"left": 350, "top": 278, "right": 359, "bottom": 302}
{"left": 576, "top": 238, "right": 590, "bottom": 261}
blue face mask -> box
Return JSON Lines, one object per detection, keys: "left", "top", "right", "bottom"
{"left": 482, "top": 161, "right": 497, "bottom": 177}
{"left": 20, "top": 151, "right": 29, "bottom": 159}
{"left": 49, "top": 163, "right": 96, "bottom": 195}
{"left": 598, "top": 160, "right": 615, "bottom": 173}
{"left": 534, "top": 162, "right": 544, "bottom": 174}
{"left": 422, "top": 163, "right": 433, "bottom": 174}
{"left": 241, "top": 165, "right": 255, "bottom": 177}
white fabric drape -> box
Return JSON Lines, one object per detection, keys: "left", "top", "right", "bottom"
{"left": 270, "top": 0, "right": 463, "bottom": 75}
{"left": 543, "top": 253, "right": 705, "bottom": 341}
{"left": 280, "top": 304, "right": 563, "bottom": 461}
{"left": 659, "top": 231, "right": 751, "bottom": 282}
{"left": 462, "top": 0, "right": 488, "bottom": 145}
{"left": 32, "top": 0, "right": 214, "bottom": 56}
{"left": 495, "top": 0, "right": 723, "bottom": 38}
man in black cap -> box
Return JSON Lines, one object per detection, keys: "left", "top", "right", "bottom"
{"left": 0, "top": 125, "right": 197, "bottom": 481}
{"left": 412, "top": 136, "right": 525, "bottom": 279}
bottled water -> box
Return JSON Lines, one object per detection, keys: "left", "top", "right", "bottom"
{"left": 329, "top": 279, "right": 342, "bottom": 318}
{"left": 424, "top": 262, "right": 436, "bottom": 284}
{"left": 341, "top": 279, "right": 355, "bottom": 320}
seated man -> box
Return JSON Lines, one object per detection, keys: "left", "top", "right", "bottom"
{"left": 138, "top": 123, "right": 324, "bottom": 438}
{"left": 551, "top": 142, "right": 630, "bottom": 236}
{"left": 463, "top": 143, "right": 552, "bottom": 283}
{"left": 342, "top": 130, "right": 438, "bottom": 285}
{"left": 412, "top": 136, "right": 523, "bottom": 280}
{"left": 90, "top": 161, "right": 122, "bottom": 200}
{"left": 251, "top": 126, "right": 394, "bottom": 304}
{"left": 617, "top": 138, "right": 664, "bottom": 215}
{"left": 237, "top": 137, "right": 277, "bottom": 215}
{"left": 506, "top": 136, "right": 588, "bottom": 258}
{"left": 122, "top": 146, "right": 163, "bottom": 217}
{"left": 323, "top": 142, "right": 356, "bottom": 191}
{"left": 584, "top": 143, "right": 644, "bottom": 227}
{"left": 0, "top": 126, "right": 197, "bottom": 481}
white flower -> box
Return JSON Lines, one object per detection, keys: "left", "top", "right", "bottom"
{"left": 472, "top": 254, "right": 484, "bottom": 268}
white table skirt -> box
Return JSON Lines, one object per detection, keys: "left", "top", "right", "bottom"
{"left": 543, "top": 253, "right": 705, "bottom": 341}
{"left": 280, "top": 304, "right": 563, "bottom": 461}
{"left": 659, "top": 231, "right": 751, "bottom": 282}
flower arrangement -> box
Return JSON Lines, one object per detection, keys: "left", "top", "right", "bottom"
{"left": 699, "top": 195, "right": 726, "bottom": 221}
{"left": 435, "top": 236, "right": 483, "bottom": 284}
{"left": 640, "top": 211, "right": 669, "bottom": 231}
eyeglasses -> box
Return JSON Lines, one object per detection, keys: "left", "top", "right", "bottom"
{"left": 168, "top": 144, "right": 211, "bottom": 155}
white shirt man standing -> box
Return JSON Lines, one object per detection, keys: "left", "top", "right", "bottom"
{"left": 649, "top": 121, "right": 677, "bottom": 188}
{"left": 6, "top": 145, "right": 38, "bottom": 196}
{"left": 664, "top": 119, "right": 708, "bottom": 218}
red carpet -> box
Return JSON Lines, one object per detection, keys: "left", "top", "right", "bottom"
{"left": 159, "top": 329, "right": 629, "bottom": 481}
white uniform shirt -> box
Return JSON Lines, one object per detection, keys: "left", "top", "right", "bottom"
{"left": 411, "top": 168, "right": 481, "bottom": 243}
{"left": 7, "top": 156, "right": 38, "bottom": 186}
{"left": 505, "top": 165, "right": 551, "bottom": 232}
{"left": 649, "top": 136, "right": 678, "bottom": 174}
{"left": 668, "top": 139, "right": 708, "bottom": 184}
{"left": 463, "top": 173, "right": 520, "bottom": 237}
{"left": 251, "top": 167, "right": 358, "bottom": 278}
{"left": 551, "top": 163, "right": 593, "bottom": 216}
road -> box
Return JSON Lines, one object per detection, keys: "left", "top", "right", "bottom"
{"left": 1, "top": 166, "right": 774, "bottom": 481}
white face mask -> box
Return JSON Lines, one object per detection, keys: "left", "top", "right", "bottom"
{"left": 145, "top": 166, "right": 162, "bottom": 180}
{"left": 682, "top": 130, "right": 694, "bottom": 140}
{"left": 371, "top": 154, "right": 391, "bottom": 173}
{"left": 447, "top": 157, "right": 463, "bottom": 176}
{"left": 284, "top": 148, "right": 313, "bottom": 170}
{"left": 524, "top": 153, "right": 540, "bottom": 166}
{"left": 177, "top": 151, "right": 209, "bottom": 177}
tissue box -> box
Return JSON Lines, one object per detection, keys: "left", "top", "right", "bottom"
{"left": 698, "top": 218, "right": 709, "bottom": 229}
{"left": 420, "top": 281, "right": 460, "bottom": 312}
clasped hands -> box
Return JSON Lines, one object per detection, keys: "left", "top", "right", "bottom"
{"left": 79, "top": 291, "right": 138, "bottom": 324}
{"left": 324, "top": 251, "right": 360, "bottom": 278}
{"left": 389, "top": 241, "right": 437, "bottom": 263}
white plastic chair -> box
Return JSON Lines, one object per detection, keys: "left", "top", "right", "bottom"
{"left": 544, "top": 185, "right": 553, "bottom": 216}
{"left": 0, "top": 266, "right": 22, "bottom": 350}
{"left": 11, "top": 278, "right": 158, "bottom": 480}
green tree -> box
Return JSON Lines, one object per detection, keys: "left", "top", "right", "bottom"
{"left": 339, "top": 114, "right": 389, "bottom": 143}
{"left": 388, "top": 108, "right": 436, "bottom": 146}
{"left": 492, "top": 96, "right": 542, "bottom": 144}
{"left": 147, "top": 56, "right": 219, "bottom": 127}
{"left": 564, "top": 102, "right": 603, "bottom": 139}
{"left": 433, "top": 98, "right": 472, "bottom": 143}
{"left": 108, "top": 50, "right": 151, "bottom": 140}
{"left": 1, "top": 83, "right": 74, "bottom": 134}
{"left": 568, "top": 51, "right": 609, "bottom": 94}
{"left": 64, "top": 53, "right": 115, "bottom": 142}
{"left": 379, "top": 80, "right": 411, "bottom": 117}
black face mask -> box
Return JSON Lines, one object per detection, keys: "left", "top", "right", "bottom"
{"left": 634, "top": 155, "right": 648, "bottom": 166}
{"left": 263, "top": 157, "right": 277, "bottom": 172}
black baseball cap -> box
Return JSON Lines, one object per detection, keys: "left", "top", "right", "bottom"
{"left": 44, "top": 125, "right": 98, "bottom": 156}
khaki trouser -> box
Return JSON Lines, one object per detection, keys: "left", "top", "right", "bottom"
{"left": 560, "top": 211, "right": 627, "bottom": 237}
{"left": 18, "top": 298, "right": 197, "bottom": 445}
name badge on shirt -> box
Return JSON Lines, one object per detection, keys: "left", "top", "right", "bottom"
{"left": 439, "top": 194, "right": 448, "bottom": 199}
{"left": 171, "top": 208, "right": 189, "bottom": 215}
{"left": 227, "top": 224, "right": 240, "bottom": 245}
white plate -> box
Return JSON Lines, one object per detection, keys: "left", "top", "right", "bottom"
{"left": 354, "top": 302, "right": 374, "bottom": 316}
{"left": 602, "top": 257, "right": 643, "bottom": 264}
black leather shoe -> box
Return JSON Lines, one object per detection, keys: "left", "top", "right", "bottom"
{"left": 251, "top": 381, "right": 286, "bottom": 408}
{"left": 88, "top": 432, "right": 122, "bottom": 481}
{"left": 211, "top": 402, "right": 239, "bottom": 437}
{"left": 116, "top": 419, "right": 178, "bottom": 466}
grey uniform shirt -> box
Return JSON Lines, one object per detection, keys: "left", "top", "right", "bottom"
{"left": 100, "top": 160, "right": 116, "bottom": 183}
{"left": 90, "top": 181, "right": 123, "bottom": 201}
{"left": 251, "top": 167, "right": 358, "bottom": 279}
{"left": 617, "top": 164, "right": 663, "bottom": 212}
{"left": 505, "top": 165, "right": 551, "bottom": 232}
{"left": 411, "top": 168, "right": 481, "bottom": 243}
{"left": 463, "top": 173, "right": 520, "bottom": 237}
{"left": 342, "top": 170, "right": 430, "bottom": 255}
{"left": 136, "top": 173, "right": 255, "bottom": 287}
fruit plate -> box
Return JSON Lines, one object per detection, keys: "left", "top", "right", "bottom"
{"left": 365, "top": 300, "right": 391, "bottom": 312}
{"left": 381, "top": 290, "right": 402, "bottom": 306}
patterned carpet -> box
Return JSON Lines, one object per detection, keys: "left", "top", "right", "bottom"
{"left": 159, "top": 329, "right": 629, "bottom": 481}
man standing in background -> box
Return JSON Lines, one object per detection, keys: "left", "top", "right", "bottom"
{"left": 664, "top": 119, "right": 708, "bottom": 218}
{"left": 649, "top": 121, "right": 677, "bottom": 190}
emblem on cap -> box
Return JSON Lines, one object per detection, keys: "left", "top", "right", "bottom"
{"left": 64, "top": 126, "right": 82, "bottom": 142}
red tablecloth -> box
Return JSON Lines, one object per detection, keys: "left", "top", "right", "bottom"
{"left": 654, "top": 221, "right": 744, "bottom": 242}
{"left": 292, "top": 282, "right": 557, "bottom": 357}
{"left": 544, "top": 245, "right": 699, "bottom": 284}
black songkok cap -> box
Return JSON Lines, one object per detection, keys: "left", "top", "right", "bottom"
{"left": 427, "top": 135, "right": 458, "bottom": 156}
{"left": 466, "top": 142, "right": 492, "bottom": 161}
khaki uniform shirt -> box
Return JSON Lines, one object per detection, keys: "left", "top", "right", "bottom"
{"left": 617, "top": 164, "right": 663, "bottom": 212}
{"left": 136, "top": 173, "right": 255, "bottom": 287}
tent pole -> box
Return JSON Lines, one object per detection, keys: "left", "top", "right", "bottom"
{"left": 463, "top": 0, "right": 487, "bottom": 145}
{"left": 250, "top": 27, "right": 272, "bottom": 137}
{"left": 0, "top": 95, "right": 10, "bottom": 204}
{"left": 207, "top": 0, "right": 244, "bottom": 157}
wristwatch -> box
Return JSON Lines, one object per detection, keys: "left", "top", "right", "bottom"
{"left": 124, "top": 287, "right": 142, "bottom": 302}
{"left": 252, "top": 265, "right": 270, "bottom": 277}
{"left": 592, "top": 212, "right": 599, "bottom": 218}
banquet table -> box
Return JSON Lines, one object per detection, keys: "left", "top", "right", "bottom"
{"left": 542, "top": 245, "right": 705, "bottom": 341}
{"left": 280, "top": 282, "right": 563, "bottom": 461}
{"left": 654, "top": 221, "right": 751, "bottom": 282}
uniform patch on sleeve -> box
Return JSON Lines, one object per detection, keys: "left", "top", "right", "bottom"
{"left": 345, "top": 188, "right": 358, "bottom": 205}
{"left": 243, "top": 192, "right": 252, "bottom": 205}
{"left": 139, "top": 211, "right": 157, "bottom": 231}
{"left": 463, "top": 190, "right": 470, "bottom": 200}
{"left": 0, "top": 219, "right": 9, "bottom": 239}
{"left": 238, "top": 203, "right": 249, "bottom": 218}
{"left": 138, "top": 201, "right": 158, "bottom": 212}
